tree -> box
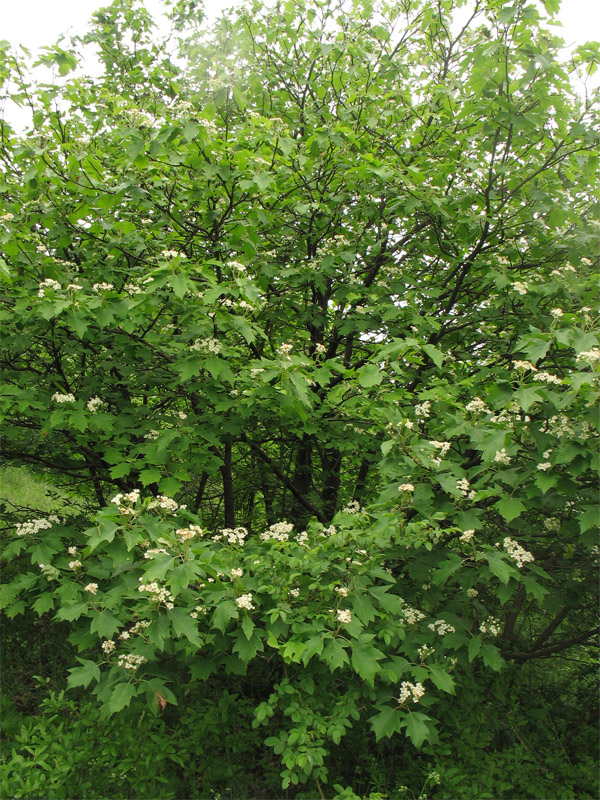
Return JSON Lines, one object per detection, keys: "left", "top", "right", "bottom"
{"left": 1, "top": 0, "right": 598, "bottom": 792}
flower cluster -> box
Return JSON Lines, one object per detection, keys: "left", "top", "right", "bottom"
{"left": 176, "top": 525, "right": 203, "bottom": 542}
{"left": 576, "top": 348, "right": 600, "bottom": 367}
{"left": 503, "top": 537, "right": 534, "bottom": 568}
{"left": 460, "top": 529, "right": 475, "bottom": 543}
{"left": 102, "top": 640, "right": 115, "bottom": 654}
{"left": 334, "top": 586, "right": 349, "bottom": 597}
{"left": 143, "top": 429, "right": 160, "bottom": 440}
{"left": 128, "top": 620, "right": 151, "bottom": 636}
{"left": 401, "top": 602, "right": 426, "bottom": 625}
{"left": 231, "top": 568, "right": 243, "bottom": 578}
{"left": 138, "top": 580, "right": 174, "bottom": 608}
{"left": 235, "top": 593, "right": 255, "bottom": 610}
{"left": 68, "top": 560, "right": 82, "bottom": 569}
{"left": 493, "top": 448, "right": 511, "bottom": 465}
{"left": 278, "top": 342, "right": 293, "bottom": 357}
{"left": 214, "top": 526, "right": 248, "bottom": 545}
{"left": 415, "top": 400, "right": 431, "bottom": 418}
{"left": 398, "top": 483, "right": 415, "bottom": 493}
{"left": 456, "top": 478, "right": 471, "bottom": 497}
{"left": 86, "top": 396, "right": 103, "bottom": 412}
{"left": 38, "top": 278, "right": 61, "bottom": 297}
{"left": 190, "top": 337, "right": 222, "bottom": 354}
{"left": 117, "top": 653, "right": 147, "bottom": 671}
{"left": 84, "top": 583, "right": 99, "bottom": 594}
{"left": 533, "top": 371, "right": 563, "bottom": 385}
{"left": 465, "top": 397, "right": 490, "bottom": 414}
{"left": 336, "top": 609, "right": 352, "bottom": 624}
{"left": 156, "top": 495, "right": 180, "bottom": 512}
{"left": 144, "top": 548, "right": 169, "bottom": 559}
{"left": 417, "top": 644, "right": 435, "bottom": 660}
{"left": 512, "top": 281, "right": 528, "bottom": 295}
{"left": 92, "top": 282, "right": 114, "bottom": 292}
{"left": 342, "top": 500, "right": 361, "bottom": 514}
{"left": 51, "top": 392, "right": 75, "bottom": 403}
{"left": 513, "top": 360, "right": 537, "bottom": 372}
{"left": 480, "top": 616, "right": 502, "bottom": 636}
{"left": 467, "top": 588, "right": 479, "bottom": 598}
{"left": 16, "top": 515, "right": 59, "bottom": 537}
{"left": 260, "top": 521, "right": 294, "bottom": 542}
{"left": 428, "top": 619, "right": 456, "bottom": 636}
{"left": 398, "top": 681, "right": 426, "bottom": 704}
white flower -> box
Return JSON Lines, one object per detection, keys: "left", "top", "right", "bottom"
{"left": 84, "top": 583, "right": 99, "bottom": 594}
{"left": 398, "top": 483, "right": 415, "bottom": 493}
{"left": 415, "top": 400, "right": 431, "bottom": 418}
{"left": 260, "top": 521, "right": 293, "bottom": 542}
{"left": 503, "top": 537, "right": 534, "bottom": 568}
{"left": 460, "top": 529, "right": 475, "bottom": 543}
{"left": 161, "top": 249, "right": 181, "bottom": 259}
{"left": 550, "top": 308, "right": 563, "bottom": 318}
{"left": 513, "top": 360, "right": 537, "bottom": 372}
{"left": 176, "top": 525, "right": 203, "bottom": 541}
{"left": 68, "top": 560, "right": 82, "bottom": 569}
{"left": 190, "top": 337, "right": 222, "bottom": 354}
{"left": 86, "top": 396, "right": 103, "bottom": 413}
{"left": 466, "top": 397, "right": 490, "bottom": 414}
{"left": 231, "top": 568, "right": 243, "bottom": 578}
{"left": 52, "top": 392, "right": 75, "bottom": 403}
{"left": 334, "top": 586, "right": 349, "bottom": 597}
{"left": 66, "top": 283, "right": 83, "bottom": 291}
{"left": 117, "top": 653, "right": 147, "bottom": 671}
{"left": 92, "top": 282, "right": 114, "bottom": 292}
{"left": 315, "top": 342, "right": 327, "bottom": 354}
{"left": 533, "top": 372, "right": 562, "bottom": 385}
{"left": 230, "top": 260, "right": 246, "bottom": 272}
{"left": 289, "top": 588, "right": 300, "bottom": 597}
{"left": 101, "top": 640, "right": 115, "bottom": 654}
{"left": 15, "top": 516, "right": 58, "bottom": 537}
{"left": 467, "top": 588, "right": 479, "bottom": 598}
{"left": 236, "top": 593, "right": 255, "bottom": 611}
{"left": 480, "top": 616, "right": 502, "bottom": 636}
{"left": 278, "top": 342, "right": 293, "bottom": 356}
{"left": 38, "top": 278, "right": 61, "bottom": 297}
{"left": 143, "top": 429, "right": 160, "bottom": 440}
{"left": 456, "top": 477, "right": 470, "bottom": 496}
{"left": 576, "top": 348, "right": 600, "bottom": 367}
{"left": 428, "top": 619, "right": 456, "bottom": 636}
{"left": 124, "top": 282, "right": 143, "bottom": 295}
{"left": 537, "top": 461, "right": 552, "bottom": 471}
{"left": 493, "top": 448, "right": 511, "bottom": 465}
{"left": 512, "top": 281, "right": 528, "bottom": 295}
{"left": 67, "top": 546, "right": 78, "bottom": 556}
{"left": 336, "top": 609, "right": 352, "bottom": 624}
{"left": 398, "top": 681, "right": 425, "bottom": 704}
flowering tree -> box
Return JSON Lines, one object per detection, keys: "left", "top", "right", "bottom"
{"left": 1, "top": 0, "right": 598, "bottom": 793}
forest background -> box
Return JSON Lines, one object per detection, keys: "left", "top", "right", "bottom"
{"left": 0, "top": 0, "right": 599, "bottom": 797}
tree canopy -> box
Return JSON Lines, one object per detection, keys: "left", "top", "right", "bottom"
{"left": 1, "top": 0, "right": 598, "bottom": 794}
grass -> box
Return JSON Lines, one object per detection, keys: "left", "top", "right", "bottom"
{"left": 0, "top": 464, "right": 85, "bottom": 515}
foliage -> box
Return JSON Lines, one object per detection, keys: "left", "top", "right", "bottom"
{"left": 0, "top": 0, "right": 598, "bottom": 794}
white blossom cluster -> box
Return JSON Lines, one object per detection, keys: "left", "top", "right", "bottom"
{"left": 398, "top": 483, "right": 415, "bottom": 493}
{"left": 544, "top": 517, "right": 560, "bottom": 532}
{"left": 550, "top": 308, "right": 564, "bottom": 319}
{"left": 176, "top": 525, "right": 203, "bottom": 542}
{"left": 335, "top": 586, "right": 349, "bottom": 597}
{"left": 342, "top": 500, "right": 361, "bottom": 514}
{"left": 321, "top": 525, "right": 337, "bottom": 536}
{"left": 503, "top": 537, "right": 534, "bottom": 568}
{"left": 213, "top": 526, "right": 248, "bottom": 545}
{"left": 111, "top": 489, "right": 140, "bottom": 506}
{"left": 533, "top": 372, "right": 562, "bottom": 385}
{"left": 124, "top": 282, "right": 143, "bottom": 295}
{"left": 480, "top": 616, "right": 502, "bottom": 636}
{"left": 144, "top": 548, "right": 169, "bottom": 559}
{"left": 84, "top": 583, "right": 99, "bottom": 594}
{"left": 189, "top": 604, "right": 206, "bottom": 619}
{"left": 138, "top": 580, "right": 174, "bottom": 608}
{"left": 456, "top": 478, "right": 473, "bottom": 498}
{"left": 16, "top": 515, "right": 59, "bottom": 537}
{"left": 428, "top": 619, "right": 456, "bottom": 636}
{"left": 295, "top": 530, "right": 309, "bottom": 545}
{"left": 278, "top": 342, "right": 293, "bottom": 357}
{"left": 235, "top": 593, "right": 255, "bottom": 610}
{"left": 190, "top": 337, "right": 222, "bottom": 354}
{"left": 231, "top": 568, "right": 243, "bottom": 578}
{"left": 289, "top": 588, "right": 300, "bottom": 598}
{"left": 576, "top": 348, "right": 600, "bottom": 367}
{"left": 52, "top": 392, "right": 75, "bottom": 403}
{"left": 128, "top": 619, "right": 151, "bottom": 636}
{"left": 336, "top": 609, "right": 352, "bottom": 624}
{"left": 86, "top": 396, "right": 103, "bottom": 412}
{"left": 143, "top": 429, "right": 160, "bottom": 440}
{"left": 401, "top": 602, "right": 426, "bottom": 625}
{"left": 465, "top": 397, "right": 490, "bottom": 414}
{"left": 467, "top": 588, "right": 479, "bottom": 598}
{"left": 493, "top": 448, "right": 511, "bottom": 465}
{"left": 38, "top": 278, "right": 61, "bottom": 297}
{"left": 92, "top": 282, "right": 114, "bottom": 292}
{"left": 430, "top": 440, "right": 451, "bottom": 466}
{"left": 417, "top": 644, "right": 435, "bottom": 660}
{"left": 117, "top": 653, "right": 147, "bottom": 671}
{"left": 512, "top": 281, "right": 528, "bottom": 295}
{"left": 260, "top": 521, "right": 294, "bottom": 542}
{"left": 460, "top": 529, "right": 475, "bottom": 543}
{"left": 68, "top": 560, "right": 82, "bottom": 569}
{"left": 156, "top": 495, "right": 180, "bottom": 512}
{"left": 398, "top": 681, "right": 425, "bottom": 704}
{"left": 513, "top": 360, "right": 537, "bottom": 372}
{"left": 415, "top": 400, "right": 431, "bottom": 418}
{"left": 102, "top": 640, "right": 115, "bottom": 654}
{"left": 541, "top": 414, "right": 575, "bottom": 439}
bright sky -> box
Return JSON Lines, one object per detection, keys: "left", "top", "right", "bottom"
{"left": 2, "top": 0, "right": 599, "bottom": 54}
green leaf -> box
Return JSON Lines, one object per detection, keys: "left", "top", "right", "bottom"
{"left": 369, "top": 705, "right": 404, "bottom": 741}
{"left": 481, "top": 643, "right": 504, "bottom": 672}
{"left": 90, "top": 609, "right": 122, "bottom": 639}
{"left": 211, "top": 600, "right": 239, "bottom": 633}
{"left": 351, "top": 643, "right": 385, "bottom": 686}
{"left": 241, "top": 614, "right": 255, "bottom": 640}
{"left": 108, "top": 682, "right": 138, "bottom": 713}
{"left": 431, "top": 553, "right": 463, "bottom": 585}
{"left": 140, "top": 468, "right": 162, "bottom": 486}
{"left": 56, "top": 602, "right": 89, "bottom": 622}
{"left": 67, "top": 659, "right": 100, "bottom": 689}
{"left": 485, "top": 551, "right": 514, "bottom": 584}
{"left": 468, "top": 634, "right": 482, "bottom": 662}
{"left": 494, "top": 497, "right": 526, "bottom": 522}
{"left": 428, "top": 665, "right": 455, "bottom": 694}
{"left": 404, "top": 711, "right": 431, "bottom": 749}
{"left": 322, "top": 638, "right": 349, "bottom": 672}
{"left": 358, "top": 363, "right": 383, "bottom": 388}
{"left": 32, "top": 594, "right": 55, "bottom": 615}
{"left": 168, "top": 607, "right": 202, "bottom": 647}
{"left": 422, "top": 343, "right": 444, "bottom": 368}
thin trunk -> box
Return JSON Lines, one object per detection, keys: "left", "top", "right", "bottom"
{"left": 220, "top": 441, "right": 235, "bottom": 527}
